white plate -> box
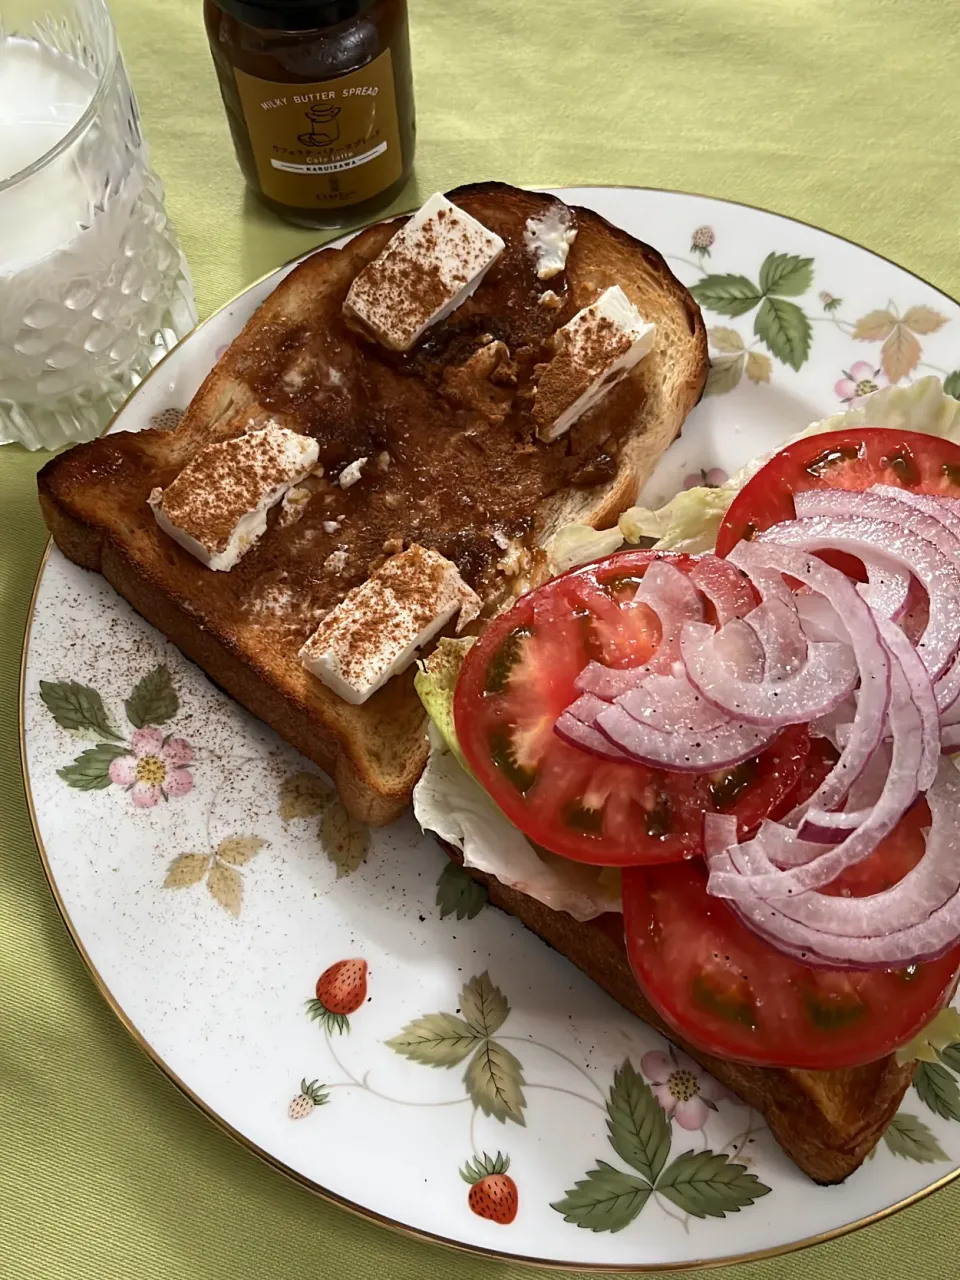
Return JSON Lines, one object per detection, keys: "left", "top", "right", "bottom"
{"left": 21, "top": 187, "right": 960, "bottom": 1270}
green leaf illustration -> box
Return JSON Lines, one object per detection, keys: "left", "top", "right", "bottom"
{"left": 707, "top": 326, "right": 745, "bottom": 353}
{"left": 754, "top": 297, "right": 812, "bottom": 370}
{"left": 124, "top": 665, "right": 178, "bottom": 728}
{"left": 914, "top": 1061, "right": 960, "bottom": 1121}
{"left": 758, "top": 252, "right": 814, "bottom": 298}
{"left": 605, "top": 1060, "right": 671, "bottom": 1185}
{"left": 57, "top": 742, "right": 130, "bottom": 790}
{"left": 883, "top": 1112, "right": 949, "bottom": 1163}
{"left": 656, "top": 1149, "right": 771, "bottom": 1219}
{"left": 436, "top": 862, "right": 487, "bottom": 920}
{"left": 944, "top": 371, "right": 960, "bottom": 400}
{"left": 464, "top": 1038, "right": 527, "bottom": 1124}
{"left": 937, "top": 1042, "right": 960, "bottom": 1073}
{"left": 385, "top": 1013, "right": 480, "bottom": 1067}
{"left": 460, "top": 971, "right": 508, "bottom": 1038}
{"left": 551, "top": 1161, "right": 651, "bottom": 1233}
{"left": 689, "top": 274, "right": 762, "bottom": 318}
{"left": 704, "top": 354, "right": 745, "bottom": 397}
{"left": 40, "top": 680, "right": 123, "bottom": 741}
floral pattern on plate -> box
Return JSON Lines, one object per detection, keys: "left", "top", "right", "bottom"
{"left": 40, "top": 665, "right": 192, "bottom": 799}
{"left": 291, "top": 966, "right": 771, "bottom": 1234}
{"left": 671, "top": 229, "right": 957, "bottom": 419}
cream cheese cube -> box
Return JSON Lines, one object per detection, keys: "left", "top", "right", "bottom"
{"left": 299, "top": 545, "right": 480, "bottom": 704}
{"left": 343, "top": 193, "right": 505, "bottom": 353}
{"left": 533, "top": 286, "right": 656, "bottom": 442}
{"left": 148, "top": 425, "right": 319, "bottom": 571}
{"left": 524, "top": 205, "right": 578, "bottom": 280}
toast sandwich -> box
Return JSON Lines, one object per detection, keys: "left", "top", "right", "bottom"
{"left": 39, "top": 181, "right": 707, "bottom": 823}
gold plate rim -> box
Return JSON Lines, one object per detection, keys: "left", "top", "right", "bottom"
{"left": 17, "top": 184, "right": 960, "bottom": 1272}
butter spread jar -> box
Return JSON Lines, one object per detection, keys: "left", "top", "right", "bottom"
{"left": 203, "top": 0, "right": 415, "bottom": 228}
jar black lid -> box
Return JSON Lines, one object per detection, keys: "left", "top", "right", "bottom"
{"left": 212, "top": 0, "right": 377, "bottom": 29}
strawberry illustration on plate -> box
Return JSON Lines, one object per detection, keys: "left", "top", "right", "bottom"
{"left": 288, "top": 1078, "right": 329, "bottom": 1120}
{"left": 460, "top": 1151, "right": 518, "bottom": 1224}
{"left": 306, "top": 958, "right": 368, "bottom": 1034}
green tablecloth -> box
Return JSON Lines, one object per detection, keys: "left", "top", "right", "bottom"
{"left": 3, "top": 1, "right": 960, "bottom": 1276}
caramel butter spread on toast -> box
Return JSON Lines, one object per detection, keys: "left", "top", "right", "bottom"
{"left": 193, "top": 193, "right": 657, "bottom": 641}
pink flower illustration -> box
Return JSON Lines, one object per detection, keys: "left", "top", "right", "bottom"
{"left": 835, "top": 361, "right": 889, "bottom": 407}
{"left": 109, "top": 726, "right": 195, "bottom": 808}
{"left": 684, "top": 467, "right": 728, "bottom": 490}
{"left": 641, "top": 1048, "right": 733, "bottom": 1129}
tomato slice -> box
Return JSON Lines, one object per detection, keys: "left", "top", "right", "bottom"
{"left": 716, "top": 427, "right": 960, "bottom": 559}
{"left": 622, "top": 802, "right": 960, "bottom": 1069}
{"left": 454, "top": 551, "right": 811, "bottom": 866}
{"left": 768, "top": 735, "right": 839, "bottom": 821}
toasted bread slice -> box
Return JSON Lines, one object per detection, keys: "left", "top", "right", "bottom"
{"left": 39, "top": 182, "right": 707, "bottom": 824}
{"left": 449, "top": 850, "right": 914, "bottom": 1183}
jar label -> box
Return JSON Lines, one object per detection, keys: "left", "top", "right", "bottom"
{"left": 234, "top": 49, "right": 402, "bottom": 211}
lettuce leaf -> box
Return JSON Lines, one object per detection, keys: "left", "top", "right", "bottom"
{"left": 413, "top": 748, "right": 621, "bottom": 921}
{"left": 414, "top": 637, "right": 475, "bottom": 767}
{"left": 413, "top": 640, "right": 621, "bottom": 921}
{"left": 895, "top": 1006, "right": 960, "bottom": 1066}
{"left": 548, "top": 522, "right": 625, "bottom": 573}
{"left": 619, "top": 486, "right": 733, "bottom": 554}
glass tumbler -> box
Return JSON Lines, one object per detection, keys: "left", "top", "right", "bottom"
{"left": 0, "top": 0, "right": 197, "bottom": 449}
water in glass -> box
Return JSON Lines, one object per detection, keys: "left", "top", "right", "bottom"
{"left": 0, "top": 0, "right": 197, "bottom": 448}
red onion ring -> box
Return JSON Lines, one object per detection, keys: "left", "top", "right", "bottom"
{"left": 594, "top": 700, "right": 779, "bottom": 773}
{"left": 724, "top": 548, "right": 888, "bottom": 812}
{"left": 631, "top": 560, "right": 704, "bottom": 672}
{"left": 616, "top": 671, "right": 731, "bottom": 733}
{"left": 795, "top": 591, "right": 850, "bottom": 643}
{"left": 786, "top": 493, "right": 960, "bottom": 703}
{"left": 573, "top": 560, "right": 704, "bottom": 701}
{"left": 707, "top": 642, "right": 928, "bottom": 896}
{"left": 689, "top": 554, "right": 756, "bottom": 624}
{"left": 857, "top": 552, "right": 913, "bottom": 619}
{"left": 681, "top": 617, "right": 856, "bottom": 725}
{"left": 575, "top": 662, "right": 647, "bottom": 701}
{"left": 796, "top": 617, "right": 938, "bottom": 841}
{"left": 554, "top": 694, "right": 630, "bottom": 761}
{"left": 743, "top": 598, "right": 809, "bottom": 675}
{"left": 722, "top": 763, "right": 960, "bottom": 966}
